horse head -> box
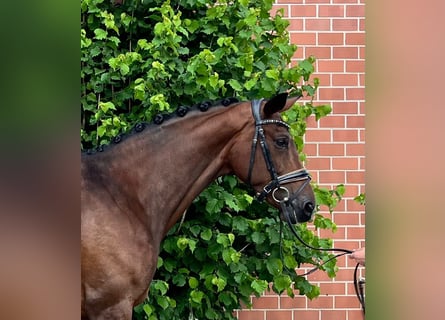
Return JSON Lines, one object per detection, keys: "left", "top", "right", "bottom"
{"left": 228, "top": 92, "right": 315, "bottom": 223}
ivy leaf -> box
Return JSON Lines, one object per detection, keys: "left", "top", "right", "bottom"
{"left": 94, "top": 28, "right": 108, "bottom": 40}
{"left": 228, "top": 79, "right": 243, "bottom": 91}
{"left": 251, "top": 279, "right": 268, "bottom": 295}
{"left": 273, "top": 274, "right": 292, "bottom": 293}
{"left": 188, "top": 277, "right": 199, "bottom": 289}
{"left": 266, "top": 258, "right": 283, "bottom": 276}
{"left": 190, "top": 290, "right": 204, "bottom": 303}
{"left": 251, "top": 231, "right": 265, "bottom": 245}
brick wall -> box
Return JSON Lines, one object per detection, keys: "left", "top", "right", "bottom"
{"left": 237, "top": 0, "right": 365, "bottom": 319}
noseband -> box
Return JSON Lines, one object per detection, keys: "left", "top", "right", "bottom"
{"left": 247, "top": 99, "right": 311, "bottom": 203}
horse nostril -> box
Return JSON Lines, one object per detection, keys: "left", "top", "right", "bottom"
{"left": 304, "top": 201, "right": 314, "bottom": 215}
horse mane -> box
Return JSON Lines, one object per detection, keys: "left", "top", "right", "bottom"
{"left": 82, "top": 97, "right": 240, "bottom": 155}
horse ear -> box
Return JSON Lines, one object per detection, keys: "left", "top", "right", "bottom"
{"left": 264, "top": 92, "right": 302, "bottom": 115}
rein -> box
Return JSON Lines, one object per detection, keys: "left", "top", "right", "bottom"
{"left": 246, "top": 99, "right": 365, "bottom": 316}
{"left": 282, "top": 212, "right": 366, "bottom": 316}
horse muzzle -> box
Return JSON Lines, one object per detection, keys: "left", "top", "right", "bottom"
{"left": 280, "top": 195, "right": 315, "bottom": 223}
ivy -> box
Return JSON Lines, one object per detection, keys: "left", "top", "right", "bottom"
{"left": 80, "top": 0, "right": 355, "bottom": 319}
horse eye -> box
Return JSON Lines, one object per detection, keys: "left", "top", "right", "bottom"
{"left": 275, "top": 137, "right": 289, "bottom": 149}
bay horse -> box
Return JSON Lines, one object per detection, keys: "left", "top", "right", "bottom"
{"left": 81, "top": 92, "right": 315, "bottom": 319}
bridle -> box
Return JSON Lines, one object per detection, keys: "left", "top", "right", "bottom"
{"left": 246, "top": 98, "right": 311, "bottom": 204}
{"left": 246, "top": 98, "right": 365, "bottom": 317}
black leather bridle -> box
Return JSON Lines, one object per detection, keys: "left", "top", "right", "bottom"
{"left": 246, "top": 99, "right": 365, "bottom": 316}
{"left": 246, "top": 98, "right": 311, "bottom": 203}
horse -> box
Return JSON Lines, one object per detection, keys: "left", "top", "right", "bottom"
{"left": 81, "top": 92, "right": 315, "bottom": 319}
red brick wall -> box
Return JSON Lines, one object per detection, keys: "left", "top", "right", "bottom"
{"left": 237, "top": 0, "right": 365, "bottom": 319}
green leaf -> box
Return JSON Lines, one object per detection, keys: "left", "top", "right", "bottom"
{"left": 265, "top": 69, "right": 280, "bottom": 80}
{"left": 228, "top": 79, "right": 243, "bottom": 91}
{"left": 188, "top": 277, "right": 199, "bottom": 289}
{"left": 94, "top": 28, "right": 107, "bottom": 40}
{"left": 190, "top": 290, "right": 204, "bottom": 303}
{"left": 200, "top": 228, "right": 213, "bottom": 241}
{"left": 266, "top": 258, "right": 283, "bottom": 276}
{"left": 251, "top": 279, "right": 268, "bottom": 295}
{"left": 273, "top": 274, "right": 292, "bottom": 293}
{"left": 251, "top": 231, "right": 265, "bottom": 244}
{"left": 153, "top": 280, "right": 169, "bottom": 295}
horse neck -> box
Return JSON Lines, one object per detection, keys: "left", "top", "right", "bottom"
{"left": 98, "top": 104, "right": 251, "bottom": 237}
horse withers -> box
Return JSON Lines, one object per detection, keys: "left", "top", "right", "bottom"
{"left": 81, "top": 92, "right": 315, "bottom": 319}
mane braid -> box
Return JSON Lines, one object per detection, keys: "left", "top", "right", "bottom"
{"left": 82, "top": 97, "right": 239, "bottom": 155}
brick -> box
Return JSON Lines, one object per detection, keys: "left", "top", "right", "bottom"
{"left": 333, "top": 0, "right": 358, "bottom": 3}
{"left": 319, "top": 309, "right": 347, "bottom": 320}
{"left": 359, "top": 72, "right": 365, "bottom": 86}
{"left": 319, "top": 171, "right": 345, "bottom": 184}
{"left": 359, "top": 101, "right": 365, "bottom": 114}
{"left": 346, "top": 32, "right": 365, "bottom": 45}
{"left": 333, "top": 129, "right": 359, "bottom": 142}
{"left": 359, "top": 17, "right": 365, "bottom": 31}
{"left": 280, "top": 296, "right": 307, "bottom": 309}
{"left": 305, "top": 46, "right": 332, "bottom": 59}
{"left": 252, "top": 296, "right": 278, "bottom": 309}
{"left": 275, "top": 0, "right": 304, "bottom": 3}
{"left": 332, "top": 241, "right": 361, "bottom": 254}
{"left": 347, "top": 309, "right": 365, "bottom": 319}
{"left": 305, "top": 19, "right": 331, "bottom": 31}
{"left": 306, "top": 157, "right": 331, "bottom": 170}
{"left": 306, "top": 296, "right": 334, "bottom": 308}
{"left": 346, "top": 198, "right": 365, "bottom": 211}
{"left": 293, "top": 310, "right": 319, "bottom": 320}
{"left": 266, "top": 310, "right": 293, "bottom": 320}
{"left": 346, "top": 170, "right": 364, "bottom": 183}
{"left": 346, "top": 4, "right": 365, "bottom": 17}
{"left": 334, "top": 296, "right": 361, "bottom": 309}
{"left": 333, "top": 18, "right": 358, "bottom": 31}
{"left": 346, "top": 60, "right": 365, "bottom": 72}
{"left": 319, "top": 282, "right": 346, "bottom": 295}
{"left": 306, "top": 269, "right": 332, "bottom": 281}
{"left": 346, "top": 143, "right": 364, "bottom": 156}
{"left": 346, "top": 115, "right": 365, "bottom": 128}
{"left": 288, "top": 19, "right": 304, "bottom": 32}
{"left": 290, "top": 5, "right": 317, "bottom": 17}
{"left": 318, "top": 32, "right": 344, "bottom": 45}
{"left": 344, "top": 185, "right": 361, "bottom": 198}
{"left": 359, "top": 156, "right": 365, "bottom": 170}
{"left": 318, "top": 87, "right": 344, "bottom": 100}
{"left": 290, "top": 32, "right": 316, "bottom": 45}
{"left": 292, "top": 48, "right": 304, "bottom": 59}
{"left": 317, "top": 60, "right": 344, "bottom": 72}
{"left": 346, "top": 87, "right": 365, "bottom": 100}
{"left": 305, "top": 115, "right": 319, "bottom": 128}
{"left": 332, "top": 73, "right": 358, "bottom": 86}
{"left": 332, "top": 157, "right": 358, "bottom": 169}
{"left": 319, "top": 5, "right": 345, "bottom": 17}
{"left": 318, "top": 115, "right": 345, "bottom": 128}
{"left": 332, "top": 101, "right": 358, "bottom": 114}
{"left": 333, "top": 46, "right": 359, "bottom": 59}
{"left": 319, "top": 226, "right": 346, "bottom": 240}
{"left": 359, "top": 46, "right": 365, "bottom": 59}
{"left": 312, "top": 73, "right": 331, "bottom": 86}
{"left": 332, "top": 212, "right": 360, "bottom": 225}
{"left": 346, "top": 226, "right": 365, "bottom": 239}
{"left": 238, "top": 311, "right": 265, "bottom": 320}
{"left": 319, "top": 143, "right": 345, "bottom": 156}
{"left": 303, "top": 143, "right": 317, "bottom": 156}
{"left": 305, "top": 129, "right": 332, "bottom": 142}
{"left": 319, "top": 198, "right": 346, "bottom": 212}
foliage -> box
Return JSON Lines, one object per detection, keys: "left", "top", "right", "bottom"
{"left": 81, "top": 0, "right": 347, "bottom": 319}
